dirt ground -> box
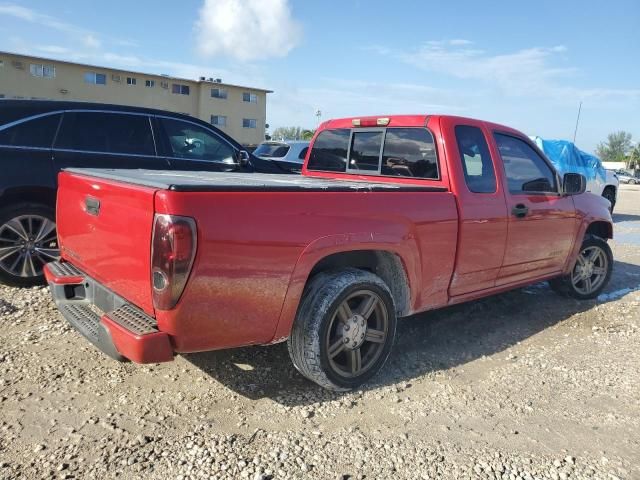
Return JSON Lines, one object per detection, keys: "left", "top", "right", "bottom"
{"left": 1, "top": 187, "right": 639, "bottom": 480}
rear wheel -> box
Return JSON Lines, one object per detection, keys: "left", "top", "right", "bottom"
{"left": 288, "top": 268, "right": 397, "bottom": 391}
{"left": 549, "top": 235, "right": 612, "bottom": 300}
{"left": 0, "top": 203, "right": 59, "bottom": 287}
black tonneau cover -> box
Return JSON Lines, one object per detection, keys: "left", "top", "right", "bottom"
{"left": 64, "top": 169, "right": 447, "bottom": 193}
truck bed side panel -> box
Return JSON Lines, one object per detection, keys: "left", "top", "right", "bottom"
{"left": 56, "top": 172, "right": 156, "bottom": 314}
{"left": 154, "top": 189, "right": 458, "bottom": 352}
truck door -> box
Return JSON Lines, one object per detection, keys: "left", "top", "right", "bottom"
{"left": 440, "top": 119, "right": 509, "bottom": 296}
{"left": 491, "top": 132, "right": 577, "bottom": 285}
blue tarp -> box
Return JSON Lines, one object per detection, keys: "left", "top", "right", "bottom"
{"left": 531, "top": 137, "right": 606, "bottom": 184}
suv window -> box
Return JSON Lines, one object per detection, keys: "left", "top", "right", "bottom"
{"left": 0, "top": 113, "right": 61, "bottom": 148}
{"left": 307, "top": 129, "right": 350, "bottom": 172}
{"left": 381, "top": 128, "right": 438, "bottom": 179}
{"left": 160, "top": 118, "right": 235, "bottom": 163}
{"left": 494, "top": 133, "right": 557, "bottom": 193}
{"left": 455, "top": 125, "right": 497, "bottom": 193}
{"left": 254, "top": 143, "right": 290, "bottom": 158}
{"left": 55, "top": 112, "right": 155, "bottom": 155}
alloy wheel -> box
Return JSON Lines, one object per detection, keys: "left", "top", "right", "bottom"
{"left": 571, "top": 245, "right": 608, "bottom": 296}
{"left": 0, "top": 215, "right": 59, "bottom": 278}
{"left": 325, "top": 289, "right": 389, "bottom": 378}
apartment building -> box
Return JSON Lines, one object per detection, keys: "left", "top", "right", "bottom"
{"left": 0, "top": 51, "right": 272, "bottom": 146}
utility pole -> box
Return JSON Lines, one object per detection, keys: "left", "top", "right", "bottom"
{"left": 572, "top": 101, "right": 582, "bottom": 144}
{"left": 315, "top": 109, "right": 322, "bottom": 127}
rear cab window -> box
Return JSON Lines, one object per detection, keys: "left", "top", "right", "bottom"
{"left": 307, "top": 127, "right": 439, "bottom": 181}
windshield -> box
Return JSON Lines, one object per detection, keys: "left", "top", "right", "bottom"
{"left": 254, "top": 143, "right": 290, "bottom": 158}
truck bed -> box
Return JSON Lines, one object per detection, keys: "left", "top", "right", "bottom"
{"left": 64, "top": 168, "right": 447, "bottom": 192}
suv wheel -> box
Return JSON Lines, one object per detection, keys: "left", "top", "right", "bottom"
{"left": 0, "top": 203, "right": 59, "bottom": 287}
{"left": 549, "top": 235, "right": 613, "bottom": 300}
{"left": 288, "top": 268, "right": 397, "bottom": 391}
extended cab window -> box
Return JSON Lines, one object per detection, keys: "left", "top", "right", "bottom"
{"left": 348, "top": 131, "right": 383, "bottom": 172}
{"left": 55, "top": 112, "right": 155, "bottom": 156}
{"left": 160, "top": 118, "right": 235, "bottom": 163}
{"left": 455, "top": 125, "right": 496, "bottom": 193}
{"left": 494, "top": 133, "right": 557, "bottom": 194}
{"left": 381, "top": 128, "right": 438, "bottom": 179}
{"left": 0, "top": 113, "right": 61, "bottom": 148}
{"left": 308, "top": 127, "right": 439, "bottom": 179}
{"left": 307, "top": 129, "right": 349, "bottom": 172}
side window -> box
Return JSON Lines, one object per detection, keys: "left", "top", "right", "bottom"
{"left": 494, "top": 133, "right": 557, "bottom": 193}
{"left": 307, "top": 129, "right": 350, "bottom": 172}
{"left": 348, "top": 131, "right": 383, "bottom": 172}
{"left": 0, "top": 113, "right": 61, "bottom": 148}
{"left": 298, "top": 147, "right": 308, "bottom": 160}
{"left": 159, "top": 118, "right": 235, "bottom": 163}
{"left": 381, "top": 128, "right": 438, "bottom": 179}
{"left": 455, "top": 125, "right": 497, "bottom": 193}
{"left": 55, "top": 112, "right": 155, "bottom": 155}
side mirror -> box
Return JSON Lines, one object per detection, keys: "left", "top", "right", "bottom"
{"left": 237, "top": 150, "right": 250, "bottom": 168}
{"left": 563, "top": 173, "right": 586, "bottom": 195}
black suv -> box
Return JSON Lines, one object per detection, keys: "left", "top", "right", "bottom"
{"left": 0, "top": 100, "right": 289, "bottom": 287}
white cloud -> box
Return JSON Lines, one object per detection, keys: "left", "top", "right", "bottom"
{"left": 35, "top": 45, "right": 70, "bottom": 55}
{"left": 377, "top": 41, "right": 640, "bottom": 103}
{"left": 0, "top": 3, "right": 134, "bottom": 50}
{"left": 83, "top": 34, "right": 101, "bottom": 49}
{"left": 195, "top": 0, "right": 302, "bottom": 61}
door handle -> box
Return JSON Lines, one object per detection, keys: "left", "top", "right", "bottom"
{"left": 511, "top": 204, "right": 528, "bottom": 218}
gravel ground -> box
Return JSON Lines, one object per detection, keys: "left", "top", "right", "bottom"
{"left": 1, "top": 187, "right": 639, "bottom": 480}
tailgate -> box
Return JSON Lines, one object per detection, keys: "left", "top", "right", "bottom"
{"left": 56, "top": 171, "right": 157, "bottom": 314}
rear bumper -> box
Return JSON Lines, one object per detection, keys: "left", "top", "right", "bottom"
{"left": 44, "top": 261, "right": 174, "bottom": 364}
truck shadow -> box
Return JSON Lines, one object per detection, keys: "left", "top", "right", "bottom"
{"left": 184, "top": 259, "right": 640, "bottom": 406}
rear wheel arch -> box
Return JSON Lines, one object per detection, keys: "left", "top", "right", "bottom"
{"left": 307, "top": 249, "right": 412, "bottom": 317}
{"left": 0, "top": 186, "right": 57, "bottom": 212}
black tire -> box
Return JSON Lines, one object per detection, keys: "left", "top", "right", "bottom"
{"left": 287, "top": 268, "right": 397, "bottom": 391}
{"left": 602, "top": 187, "right": 616, "bottom": 213}
{"left": 0, "top": 203, "right": 58, "bottom": 287}
{"left": 549, "top": 235, "right": 613, "bottom": 300}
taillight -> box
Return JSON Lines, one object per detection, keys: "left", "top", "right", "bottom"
{"left": 151, "top": 214, "right": 197, "bottom": 310}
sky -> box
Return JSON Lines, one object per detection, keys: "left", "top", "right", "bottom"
{"left": 0, "top": 0, "right": 638, "bottom": 153}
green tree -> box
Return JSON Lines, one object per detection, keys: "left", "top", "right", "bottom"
{"left": 628, "top": 144, "right": 640, "bottom": 170}
{"left": 595, "top": 131, "right": 633, "bottom": 163}
{"left": 301, "top": 129, "right": 315, "bottom": 140}
{"left": 271, "top": 126, "right": 302, "bottom": 140}
{"left": 271, "top": 126, "right": 315, "bottom": 141}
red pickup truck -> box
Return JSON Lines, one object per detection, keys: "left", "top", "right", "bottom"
{"left": 44, "top": 114, "right": 613, "bottom": 391}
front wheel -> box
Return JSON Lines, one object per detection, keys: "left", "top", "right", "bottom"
{"left": 288, "top": 268, "right": 397, "bottom": 391}
{"left": 549, "top": 235, "right": 613, "bottom": 300}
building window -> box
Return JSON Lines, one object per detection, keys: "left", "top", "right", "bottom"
{"left": 126, "top": 77, "right": 137, "bottom": 86}
{"left": 84, "top": 72, "right": 106, "bottom": 85}
{"left": 0, "top": 60, "right": 4, "bottom": 67}
{"left": 242, "top": 118, "right": 257, "bottom": 129}
{"left": 30, "top": 63, "right": 55, "bottom": 78}
{"left": 242, "top": 92, "right": 258, "bottom": 103}
{"left": 160, "top": 81, "right": 169, "bottom": 89}
{"left": 145, "top": 80, "right": 155, "bottom": 87}
{"left": 172, "top": 83, "right": 190, "bottom": 95}
{"left": 111, "top": 74, "right": 121, "bottom": 82}
{"left": 211, "top": 115, "right": 227, "bottom": 127}
{"left": 211, "top": 88, "right": 228, "bottom": 99}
